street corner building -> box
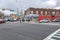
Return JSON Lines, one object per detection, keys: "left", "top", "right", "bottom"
{"left": 24, "top": 7, "right": 60, "bottom": 22}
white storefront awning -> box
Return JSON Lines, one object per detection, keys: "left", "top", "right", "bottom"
{"left": 29, "top": 14, "right": 39, "bottom": 17}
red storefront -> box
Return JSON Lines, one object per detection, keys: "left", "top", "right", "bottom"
{"left": 25, "top": 7, "right": 60, "bottom": 21}
{"left": 38, "top": 15, "right": 60, "bottom": 21}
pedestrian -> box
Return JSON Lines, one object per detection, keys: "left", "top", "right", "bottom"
{"left": 22, "top": 19, "right": 25, "bottom": 22}
{"left": 20, "top": 19, "right": 21, "bottom": 23}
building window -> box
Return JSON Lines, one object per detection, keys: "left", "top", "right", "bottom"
{"left": 56, "top": 11, "right": 59, "bottom": 16}
{"left": 36, "top": 11, "right": 38, "bottom": 14}
{"left": 45, "top": 11, "right": 47, "bottom": 15}
{"left": 52, "top": 11, "right": 55, "bottom": 16}
{"left": 27, "top": 11, "right": 30, "bottom": 15}
{"left": 28, "top": 11, "right": 30, "bottom": 14}
{"left": 31, "top": 11, "right": 33, "bottom": 14}
{"left": 48, "top": 11, "right": 51, "bottom": 15}
{"left": 26, "top": 11, "right": 30, "bottom": 15}
{"left": 41, "top": 11, "right": 43, "bottom": 15}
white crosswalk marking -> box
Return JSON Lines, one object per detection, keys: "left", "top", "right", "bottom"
{"left": 52, "top": 36, "right": 60, "bottom": 38}
{"left": 55, "top": 34, "right": 60, "bottom": 35}
{"left": 43, "top": 29, "right": 60, "bottom": 40}
{"left": 49, "top": 39, "right": 56, "bottom": 40}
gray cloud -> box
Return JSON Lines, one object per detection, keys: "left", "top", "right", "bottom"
{"left": 54, "top": 0, "right": 60, "bottom": 7}
{"left": 0, "top": 0, "right": 60, "bottom": 11}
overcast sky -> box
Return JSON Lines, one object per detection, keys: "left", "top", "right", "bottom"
{"left": 0, "top": 0, "right": 60, "bottom": 11}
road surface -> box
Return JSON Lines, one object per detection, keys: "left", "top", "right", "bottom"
{"left": 0, "top": 22, "right": 60, "bottom": 40}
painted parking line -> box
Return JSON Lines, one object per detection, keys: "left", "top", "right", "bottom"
{"left": 43, "top": 29, "right": 60, "bottom": 40}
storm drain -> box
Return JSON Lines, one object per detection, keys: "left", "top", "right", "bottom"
{"left": 43, "top": 29, "right": 60, "bottom": 40}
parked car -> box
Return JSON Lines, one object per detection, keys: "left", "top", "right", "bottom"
{"left": 52, "top": 18, "right": 60, "bottom": 22}
{"left": 39, "top": 19, "right": 51, "bottom": 23}
{"left": 4, "top": 18, "right": 8, "bottom": 21}
{"left": 9, "top": 18, "right": 14, "bottom": 22}
{"left": 4, "top": 18, "right": 11, "bottom": 21}
{"left": 10, "top": 18, "right": 17, "bottom": 22}
{"left": 0, "top": 19, "right": 5, "bottom": 23}
{"left": 14, "top": 18, "right": 17, "bottom": 21}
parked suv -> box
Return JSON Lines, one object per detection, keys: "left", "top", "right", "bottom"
{"left": 39, "top": 19, "right": 51, "bottom": 23}
{"left": 52, "top": 18, "right": 60, "bottom": 22}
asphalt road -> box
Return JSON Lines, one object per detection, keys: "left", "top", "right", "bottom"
{"left": 0, "top": 22, "right": 60, "bottom": 40}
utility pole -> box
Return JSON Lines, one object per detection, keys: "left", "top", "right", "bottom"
{"left": 16, "top": 0, "right": 19, "bottom": 20}
{"left": 17, "top": 8, "right": 19, "bottom": 14}
{"left": 16, "top": 0, "right": 19, "bottom": 14}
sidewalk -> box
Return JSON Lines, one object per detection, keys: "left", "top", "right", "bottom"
{"left": 22, "top": 21, "right": 60, "bottom": 26}
{"left": 6, "top": 21, "right": 60, "bottom": 26}
{"left": 22, "top": 21, "right": 38, "bottom": 24}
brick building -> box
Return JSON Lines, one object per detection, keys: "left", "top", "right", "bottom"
{"left": 25, "top": 7, "right": 60, "bottom": 21}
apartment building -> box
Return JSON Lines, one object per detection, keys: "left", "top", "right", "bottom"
{"left": 25, "top": 7, "right": 60, "bottom": 21}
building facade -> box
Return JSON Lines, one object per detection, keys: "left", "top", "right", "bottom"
{"left": 10, "top": 14, "right": 17, "bottom": 18}
{"left": 25, "top": 7, "right": 60, "bottom": 21}
{"left": 0, "top": 11, "right": 4, "bottom": 19}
